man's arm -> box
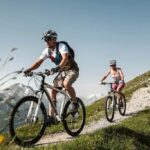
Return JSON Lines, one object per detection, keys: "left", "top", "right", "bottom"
{"left": 24, "top": 59, "right": 44, "bottom": 74}
{"left": 59, "top": 53, "right": 68, "bottom": 68}
{"left": 51, "top": 53, "right": 68, "bottom": 73}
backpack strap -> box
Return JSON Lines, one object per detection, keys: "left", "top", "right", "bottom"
{"left": 117, "top": 67, "right": 121, "bottom": 71}
{"left": 117, "top": 68, "right": 121, "bottom": 74}
{"left": 48, "top": 48, "right": 51, "bottom": 57}
{"left": 56, "top": 41, "right": 75, "bottom": 59}
{"left": 56, "top": 42, "right": 59, "bottom": 54}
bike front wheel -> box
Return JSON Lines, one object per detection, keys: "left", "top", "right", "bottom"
{"left": 105, "top": 96, "right": 115, "bottom": 122}
{"left": 9, "top": 96, "right": 47, "bottom": 147}
{"left": 118, "top": 94, "right": 126, "bottom": 116}
{"left": 62, "top": 97, "right": 86, "bottom": 136}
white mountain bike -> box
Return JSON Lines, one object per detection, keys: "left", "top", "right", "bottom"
{"left": 100, "top": 82, "right": 126, "bottom": 122}
{"left": 9, "top": 71, "right": 86, "bottom": 146}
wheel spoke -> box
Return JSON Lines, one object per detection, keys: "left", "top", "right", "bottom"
{"left": 63, "top": 98, "right": 86, "bottom": 136}
{"left": 105, "top": 96, "right": 114, "bottom": 122}
{"left": 9, "top": 96, "right": 46, "bottom": 146}
{"left": 118, "top": 94, "right": 126, "bottom": 116}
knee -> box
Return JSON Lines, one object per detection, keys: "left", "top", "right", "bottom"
{"left": 63, "top": 81, "right": 71, "bottom": 89}
{"left": 117, "top": 86, "right": 123, "bottom": 92}
{"left": 51, "top": 89, "right": 57, "bottom": 96}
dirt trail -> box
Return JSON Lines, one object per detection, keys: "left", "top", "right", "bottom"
{"left": 35, "top": 87, "right": 150, "bottom": 146}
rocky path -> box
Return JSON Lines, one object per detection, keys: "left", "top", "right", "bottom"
{"left": 35, "top": 87, "right": 150, "bottom": 147}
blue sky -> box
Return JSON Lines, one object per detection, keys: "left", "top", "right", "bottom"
{"left": 0, "top": 0, "right": 150, "bottom": 98}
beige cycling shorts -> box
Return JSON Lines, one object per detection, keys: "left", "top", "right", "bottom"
{"left": 53, "top": 70, "right": 79, "bottom": 88}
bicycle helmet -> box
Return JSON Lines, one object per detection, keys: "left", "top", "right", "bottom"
{"left": 41, "top": 29, "right": 57, "bottom": 41}
{"left": 110, "top": 60, "right": 117, "bottom": 66}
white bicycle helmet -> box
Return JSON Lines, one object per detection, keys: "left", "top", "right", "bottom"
{"left": 42, "top": 29, "right": 57, "bottom": 40}
{"left": 110, "top": 60, "right": 117, "bottom": 66}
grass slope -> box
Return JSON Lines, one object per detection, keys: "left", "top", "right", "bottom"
{"left": 1, "top": 109, "right": 150, "bottom": 150}
{"left": 123, "top": 70, "right": 150, "bottom": 100}
{"left": 48, "top": 108, "right": 150, "bottom": 150}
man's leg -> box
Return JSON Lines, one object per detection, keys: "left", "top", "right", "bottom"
{"left": 63, "top": 70, "right": 79, "bottom": 111}
{"left": 63, "top": 81, "right": 76, "bottom": 102}
{"left": 46, "top": 89, "right": 58, "bottom": 125}
{"left": 49, "top": 89, "right": 57, "bottom": 117}
{"left": 63, "top": 80, "right": 79, "bottom": 112}
{"left": 63, "top": 70, "right": 79, "bottom": 102}
{"left": 49, "top": 73, "right": 63, "bottom": 117}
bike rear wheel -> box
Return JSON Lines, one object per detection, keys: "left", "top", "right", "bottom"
{"left": 105, "top": 96, "right": 115, "bottom": 122}
{"left": 9, "top": 96, "right": 47, "bottom": 147}
{"left": 118, "top": 94, "right": 126, "bottom": 116}
{"left": 62, "top": 97, "right": 86, "bottom": 136}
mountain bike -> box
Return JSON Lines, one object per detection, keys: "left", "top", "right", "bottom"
{"left": 9, "top": 71, "right": 86, "bottom": 146}
{"left": 100, "top": 82, "right": 126, "bottom": 122}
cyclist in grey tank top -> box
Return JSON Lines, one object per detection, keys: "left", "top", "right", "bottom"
{"left": 111, "top": 67, "right": 121, "bottom": 83}
{"left": 100, "top": 60, "right": 125, "bottom": 100}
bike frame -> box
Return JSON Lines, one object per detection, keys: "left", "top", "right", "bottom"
{"left": 107, "top": 90, "right": 116, "bottom": 108}
{"left": 107, "top": 83, "right": 124, "bottom": 106}
{"left": 26, "top": 73, "right": 71, "bottom": 123}
{"left": 104, "top": 82, "right": 119, "bottom": 107}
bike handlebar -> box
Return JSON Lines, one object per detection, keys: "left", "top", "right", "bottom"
{"left": 99, "top": 82, "right": 114, "bottom": 85}
{"left": 24, "top": 69, "right": 55, "bottom": 77}
{"left": 99, "top": 82, "right": 122, "bottom": 94}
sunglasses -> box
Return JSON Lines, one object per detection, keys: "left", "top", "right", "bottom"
{"left": 44, "top": 37, "right": 53, "bottom": 42}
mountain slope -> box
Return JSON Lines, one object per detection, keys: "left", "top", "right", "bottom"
{"left": 0, "top": 83, "right": 35, "bottom": 130}
{"left": 123, "top": 70, "right": 150, "bottom": 99}
{"left": 0, "top": 70, "right": 150, "bottom": 149}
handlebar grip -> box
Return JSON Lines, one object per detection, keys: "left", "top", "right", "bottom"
{"left": 45, "top": 69, "right": 49, "bottom": 72}
{"left": 44, "top": 69, "right": 50, "bottom": 75}
{"left": 100, "top": 81, "right": 106, "bottom": 85}
{"left": 25, "top": 72, "right": 33, "bottom": 77}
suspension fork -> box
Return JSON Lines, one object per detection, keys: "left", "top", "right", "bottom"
{"left": 26, "top": 92, "right": 44, "bottom": 122}
{"left": 44, "top": 88, "right": 58, "bottom": 115}
{"left": 60, "top": 90, "right": 68, "bottom": 115}
{"left": 56, "top": 97, "right": 66, "bottom": 122}
{"left": 112, "top": 93, "right": 117, "bottom": 108}
{"left": 60, "top": 98, "right": 66, "bottom": 116}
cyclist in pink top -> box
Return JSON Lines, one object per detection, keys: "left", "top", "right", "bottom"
{"left": 100, "top": 60, "right": 125, "bottom": 99}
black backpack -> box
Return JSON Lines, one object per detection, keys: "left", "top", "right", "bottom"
{"left": 56, "top": 41, "right": 75, "bottom": 59}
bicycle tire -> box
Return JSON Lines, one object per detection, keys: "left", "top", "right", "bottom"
{"left": 62, "top": 97, "right": 86, "bottom": 136}
{"left": 105, "top": 96, "right": 115, "bottom": 122}
{"left": 118, "top": 94, "right": 126, "bottom": 116}
{"left": 9, "top": 96, "right": 47, "bottom": 147}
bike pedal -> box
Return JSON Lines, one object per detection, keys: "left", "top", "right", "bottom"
{"left": 46, "top": 116, "right": 58, "bottom": 126}
{"left": 118, "top": 102, "right": 124, "bottom": 108}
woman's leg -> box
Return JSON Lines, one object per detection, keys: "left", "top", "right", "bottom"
{"left": 112, "top": 83, "right": 118, "bottom": 91}
{"left": 116, "top": 83, "right": 125, "bottom": 93}
{"left": 116, "top": 82, "right": 125, "bottom": 104}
